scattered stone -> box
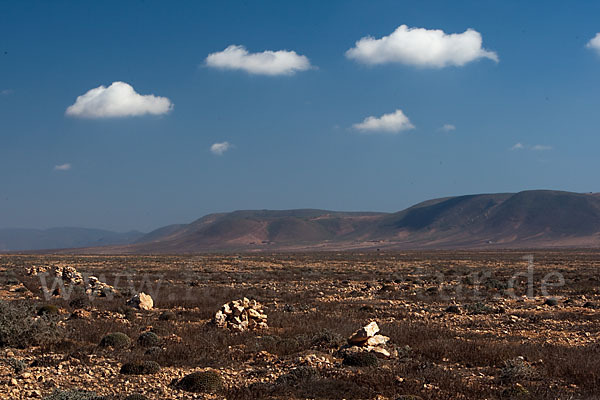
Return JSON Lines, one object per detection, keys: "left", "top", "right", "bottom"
{"left": 213, "top": 298, "right": 268, "bottom": 332}
{"left": 127, "top": 292, "right": 153, "bottom": 310}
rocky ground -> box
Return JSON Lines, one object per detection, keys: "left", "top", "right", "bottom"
{"left": 0, "top": 251, "right": 599, "bottom": 399}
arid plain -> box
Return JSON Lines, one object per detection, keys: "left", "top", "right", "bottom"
{"left": 1, "top": 251, "right": 599, "bottom": 399}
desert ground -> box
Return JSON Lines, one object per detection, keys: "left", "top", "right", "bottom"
{"left": 0, "top": 251, "right": 599, "bottom": 399}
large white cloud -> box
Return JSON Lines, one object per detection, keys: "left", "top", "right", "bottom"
{"left": 206, "top": 45, "right": 312, "bottom": 75}
{"left": 346, "top": 25, "right": 498, "bottom": 68}
{"left": 586, "top": 33, "right": 600, "bottom": 54}
{"left": 210, "top": 141, "right": 231, "bottom": 155}
{"left": 65, "top": 81, "right": 173, "bottom": 118}
{"left": 353, "top": 109, "right": 415, "bottom": 133}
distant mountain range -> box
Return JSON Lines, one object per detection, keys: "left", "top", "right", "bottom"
{"left": 0, "top": 228, "right": 144, "bottom": 251}
{"left": 4, "top": 190, "right": 600, "bottom": 253}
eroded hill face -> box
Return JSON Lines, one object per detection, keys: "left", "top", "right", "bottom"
{"left": 50, "top": 190, "right": 600, "bottom": 254}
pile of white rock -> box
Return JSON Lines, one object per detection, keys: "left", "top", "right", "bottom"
{"left": 213, "top": 297, "right": 268, "bottom": 332}
{"left": 26, "top": 265, "right": 117, "bottom": 298}
{"left": 342, "top": 321, "right": 395, "bottom": 358}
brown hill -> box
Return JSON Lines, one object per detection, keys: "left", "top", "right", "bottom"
{"left": 56, "top": 190, "right": 600, "bottom": 253}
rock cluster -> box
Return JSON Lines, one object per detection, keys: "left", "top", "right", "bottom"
{"left": 127, "top": 292, "right": 154, "bottom": 310}
{"left": 26, "top": 265, "right": 117, "bottom": 297}
{"left": 341, "top": 321, "right": 395, "bottom": 359}
{"left": 213, "top": 297, "right": 268, "bottom": 332}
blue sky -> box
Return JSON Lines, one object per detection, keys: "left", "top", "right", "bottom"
{"left": 1, "top": 0, "right": 600, "bottom": 232}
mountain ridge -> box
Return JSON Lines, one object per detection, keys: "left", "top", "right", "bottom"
{"left": 6, "top": 190, "right": 600, "bottom": 253}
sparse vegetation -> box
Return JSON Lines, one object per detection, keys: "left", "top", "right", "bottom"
{"left": 99, "top": 332, "right": 131, "bottom": 349}
{"left": 120, "top": 360, "right": 160, "bottom": 375}
{"left": 2, "top": 252, "right": 600, "bottom": 399}
{"left": 342, "top": 351, "right": 379, "bottom": 367}
{"left": 137, "top": 331, "right": 160, "bottom": 347}
{"left": 175, "top": 370, "right": 223, "bottom": 393}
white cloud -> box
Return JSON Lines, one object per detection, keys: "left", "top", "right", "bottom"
{"left": 353, "top": 109, "right": 415, "bottom": 133}
{"left": 346, "top": 25, "right": 498, "bottom": 68}
{"left": 54, "top": 163, "right": 71, "bottom": 171}
{"left": 586, "top": 33, "right": 600, "bottom": 54}
{"left": 210, "top": 141, "right": 231, "bottom": 155}
{"left": 440, "top": 124, "right": 456, "bottom": 132}
{"left": 511, "top": 143, "right": 552, "bottom": 151}
{"left": 531, "top": 144, "right": 552, "bottom": 151}
{"left": 65, "top": 81, "right": 173, "bottom": 118}
{"left": 206, "top": 45, "right": 312, "bottom": 76}
{"left": 0, "top": 89, "right": 13, "bottom": 96}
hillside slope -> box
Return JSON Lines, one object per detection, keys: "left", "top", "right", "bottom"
{"left": 44, "top": 190, "right": 600, "bottom": 253}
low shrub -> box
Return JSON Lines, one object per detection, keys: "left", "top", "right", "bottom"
{"left": 0, "top": 300, "right": 62, "bottom": 348}
{"left": 124, "top": 395, "right": 148, "bottom": 400}
{"left": 158, "top": 311, "right": 176, "bottom": 321}
{"left": 500, "top": 357, "right": 537, "bottom": 383}
{"left": 2, "top": 357, "right": 27, "bottom": 373}
{"left": 120, "top": 360, "right": 160, "bottom": 375}
{"left": 275, "top": 366, "right": 319, "bottom": 385}
{"left": 175, "top": 370, "right": 223, "bottom": 393}
{"left": 137, "top": 331, "right": 160, "bottom": 348}
{"left": 99, "top": 332, "right": 131, "bottom": 349}
{"left": 37, "top": 304, "right": 60, "bottom": 316}
{"left": 342, "top": 351, "right": 379, "bottom": 367}
{"left": 43, "top": 389, "right": 102, "bottom": 400}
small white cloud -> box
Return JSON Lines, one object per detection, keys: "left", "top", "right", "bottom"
{"left": 210, "top": 141, "right": 231, "bottom": 155}
{"left": 586, "top": 33, "right": 600, "bottom": 54}
{"left": 0, "top": 89, "right": 13, "bottom": 96}
{"left": 54, "top": 163, "right": 71, "bottom": 171}
{"left": 65, "top": 81, "right": 173, "bottom": 118}
{"left": 353, "top": 109, "right": 415, "bottom": 134}
{"left": 346, "top": 25, "right": 498, "bottom": 68}
{"left": 532, "top": 144, "right": 552, "bottom": 151}
{"left": 511, "top": 143, "right": 552, "bottom": 151}
{"left": 206, "top": 45, "right": 313, "bottom": 76}
{"left": 440, "top": 124, "right": 456, "bottom": 132}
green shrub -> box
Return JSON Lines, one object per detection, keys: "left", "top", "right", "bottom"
{"left": 500, "top": 357, "right": 537, "bottom": 382}
{"left": 99, "top": 332, "right": 131, "bottom": 349}
{"left": 310, "top": 329, "right": 344, "bottom": 350}
{"left": 158, "top": 311, "right": 176, "bottom": 321}
{"left": 445, "top": 305, "right": 461, "bottom": 314}
{"left": 37, "top": 304, "right": 59, "bottom": 316}
{"left": 43, "top": 389, "right": 101, "bottom": 400}
{"left": 175, "top": 370, "right": 223, "bottom": 393}
{"left": 120, "top": 360, "right": 160, "bottom": 375}
{"left": 342, "top": 351, "right": 379, "bottom": 367}
{"left": 544, "top": 297, "right": 559, "bottom": 307}
{"left": 124, "top": 395, "right": 148, "bottom": 400}
{"left": 0, "top": 300, "right": 62, "bottom": 349}
{"left": 275, "top": 366, "right": 319, "bottom": 385}
{"left": 2, "top": 357, "right": 27, "bottom": 373}
{"left": 137, "top": 331, "right": 160, "bottom": 348}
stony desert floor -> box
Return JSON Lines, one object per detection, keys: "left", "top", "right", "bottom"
{"left": 1, "top": 251, "right": 599, "bottom": 399}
